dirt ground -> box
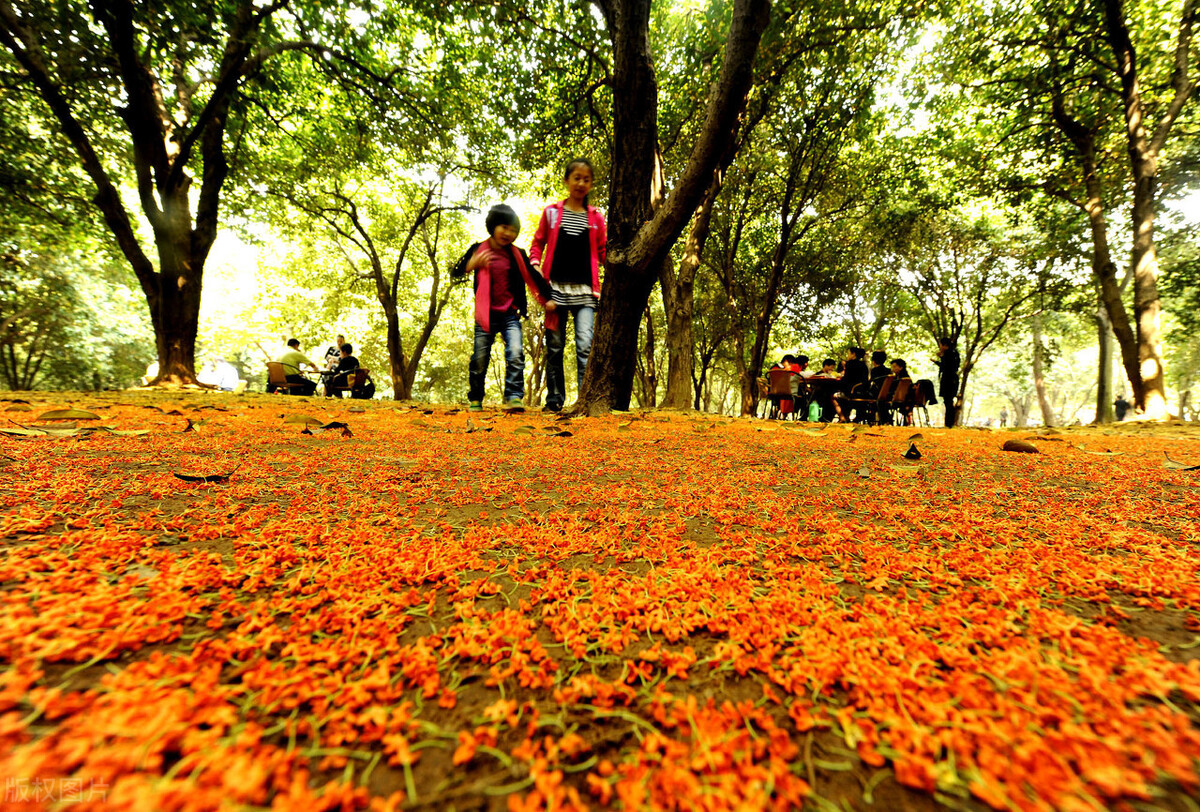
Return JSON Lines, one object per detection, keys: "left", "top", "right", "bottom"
{"left": 1, "top": 390, "right": 1198, "bottom": 811}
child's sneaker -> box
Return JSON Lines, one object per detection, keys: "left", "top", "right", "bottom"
{"left": 468, "top": 401, "right": 483, "bottom": 412}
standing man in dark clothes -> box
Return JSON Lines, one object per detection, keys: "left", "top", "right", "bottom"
{"left": 934, "top": 337, "right": 960, "bottom": 428}
{"left": 1114, "top": 394, "right": 1130, "bottom": 421}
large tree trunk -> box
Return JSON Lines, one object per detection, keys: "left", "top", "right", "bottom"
{"left": 1031, "top": 312, "right": 1056, "bottom": 426}
{"left": 151, "top": 208, "right": 206, "bottom": 385}
{"left": 1094, "top": 298, "right": 1116, "bottom": 423}
{"left": 1078, "top": 146, "right": 1144, "bottom": 406}
{"left": 579, "top": 0, "right": 770, "bottom": 413}
{"left": 581, "top": 269, "right": 659, "bottom": 413}
{"left": 1050, "top": 81, "right": 1147, "bottom": 410}
{"left": 1128, "top": 167, "right": 1167, "bottom": 418}
{"left": 1100, "top": 0, "right": 1193, "bottom": 418}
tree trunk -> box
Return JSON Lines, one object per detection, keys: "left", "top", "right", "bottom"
{"left": 1050, "top": 84, "right": 1147, "bottom": 410}
{"left": 1100, "top": 0, "right": 1189, "bottom": 419}
{"left": 1080, "top": 152, "right": 1145, "bottom": 407}
{"left": 635, "top": 304, "right": 658, "bottom": 407}
{"left": 150, "top": 211, "right": 206, "bottom": 385}
{"left": 524, "top": 319, "right": 547, "bottom": 408}
{"left": 1009, "top": 392, "right": 1032, "bottom": 428}
{"left": 661, "top": 175, "right": 722, "bottom": 409}
{"left": 1031, "top": 312, "right": 1056, "bottom": 426}
{"left": 1094, "top": 298, "right": 1116, "bottom": 423}
{"left": 579, "top": 0, "right": 770, "bottom": 413}
{"left": 381, "top": 301, "right": 412, "bottom": 401}
{"left": 661, "top": 277, "right": 695, "bottom": 409}
{"left": 734, "top": 332, "right": 755, "bottom": 418}
{"left": 580, "top": 267, "right": 659, "bottom": 413}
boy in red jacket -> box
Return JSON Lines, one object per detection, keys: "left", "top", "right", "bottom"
{"left": 451, "top": 204, "right": 555, "bottom": 411}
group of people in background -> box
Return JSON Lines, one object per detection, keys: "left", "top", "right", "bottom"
{"left": 269, "top": 334, "right": 373, "bottom": 398}
{"left": 771, "top": 336, "right": 961, "bottom": 427}
{"left": 452, "top": 158, "right": 604, "bottom": 412}
{"left": 259, "top": 157, "right": 969, "bottom": 420}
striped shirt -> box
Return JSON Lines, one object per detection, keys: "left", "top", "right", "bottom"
{"left": 550, "top": 208, "right": 595, "bottom": 306}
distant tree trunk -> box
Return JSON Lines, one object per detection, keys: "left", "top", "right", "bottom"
{"left": 661, "top": 178, "right": 722, "bottom": 409}
{"left": 1094, "top": 298, "right": 1116, "bottom": 423}
{"left": 692, "top": 338, "right": 723, "bottom": 411}
{"left": 579, "top": 0, "right": 770, "bottom": 414}
{"left": 635, "top": 304, "right": 658, "bottom": 407}
{"left": 733, "top": 329, "right": 755, "bottom": 417}
{"left": 524, "top": 320, "right": 547, "bottom": 407}
{"left": 1032, "top": 312, "right": 1056, "bottom": 426}
{"left": 382, "top": 304, "right": 411, "bottom": 400}
{"left": 1008, "top": 391, "right": 1033, "bottom": 428}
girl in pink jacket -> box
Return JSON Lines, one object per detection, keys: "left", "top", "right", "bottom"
{"left": 528, "top": 158, "right": 607, "bottom": 412}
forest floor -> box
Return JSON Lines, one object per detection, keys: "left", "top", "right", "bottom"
{"left": 1, "top": 390, "right": 1198, "bottom": 812}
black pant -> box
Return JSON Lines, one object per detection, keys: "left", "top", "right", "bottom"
{"left": 286, "top": 374, "right": 316, "bottom": 396}
{"left": 325, "top": 373, "right": 349, "bottom": 397}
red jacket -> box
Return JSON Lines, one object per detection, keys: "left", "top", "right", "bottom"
{"left": 528, "top": 201, "right": 607, "bottom": 330}
{"left": 451, "top": 242, "right": 550, "bottom": 333}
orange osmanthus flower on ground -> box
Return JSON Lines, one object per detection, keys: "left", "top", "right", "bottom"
{"left": 0, "top": 392, "right": 1198, "bottom": 810}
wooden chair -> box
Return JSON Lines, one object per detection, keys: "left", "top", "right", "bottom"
{"left": 767, "top": 369, "right": 798, "bottom": 420}
{"left": 330, "top": 367, "right": 369, "bottom": 397}
{"left": 844, "top": 376, "right": 889, "bottom": 424}
{"left": 912, "top": 379, "right": 935, "bottom": 426}
{"left": 266, "top": 362, "right": 306, "bottom": 395}
{"left": 869, "top": 375, "right": 896, "bottom": 424}
{"left": 891, "top": 378, "right": 916, "bottom": 425}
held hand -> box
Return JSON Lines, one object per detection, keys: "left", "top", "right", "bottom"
{"left": 544, "top": 300, "right": 558, "bottom": 313}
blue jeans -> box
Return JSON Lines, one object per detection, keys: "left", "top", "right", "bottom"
{"left": 469, "top": 311, "right": 524, "bottom": 403}
{"left": 545, "top": 303, "right": 595, "bottom": 409}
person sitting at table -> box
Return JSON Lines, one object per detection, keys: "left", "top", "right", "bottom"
{"left": 796, "top": 355, "right": 816, "bottom": 379}
{"left": 781, "top": 354, "right": 805, "bottom": 396}
{"left": 877, "top": 358, "right": 910, "bottom": 424}
{"left": 832, "top": 346, "right": 868, "bottom": 421}
{"left": 274, "top": 338, "right": 318, "bottom": 396}
{"left": 808, "top": 358, "right": 840, "bottom": 419}
{"left": 325, "top": 343, "right": 361, "bottom": 397}
{"left": 868, "top": 350, "right": 889, "bottom": 398}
